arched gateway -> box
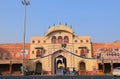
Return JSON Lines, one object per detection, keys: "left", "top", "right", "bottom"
{"left": 54, "top": 55, "right": 66, "bottom": 75}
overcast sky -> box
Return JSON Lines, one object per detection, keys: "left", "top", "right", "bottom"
{"left": 0, "top": 0, "right": 120, "bottom": 43}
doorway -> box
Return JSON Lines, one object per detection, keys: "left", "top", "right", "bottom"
{"left": 35, "top": 62, "right": 42, "bottom": 75}
{"left": 79, "top": 62, "right": 86, "bottom": 75}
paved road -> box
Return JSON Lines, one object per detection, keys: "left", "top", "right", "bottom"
{"left": 0, "top": 75, "right": 120, "bottom": 79}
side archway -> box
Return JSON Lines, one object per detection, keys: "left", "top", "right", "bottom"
{"left": 79, "top": 61, "right": 86, "bottom": 75}
{"left": 35, "top": 62, "right": 42, "bottom": 75}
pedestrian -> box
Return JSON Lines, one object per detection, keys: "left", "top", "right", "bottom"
{"left": 71, "top": 68, "right": 76, "bottom": 75}
{"left": 66, "top": 67, "right": 70, "bottom": 75}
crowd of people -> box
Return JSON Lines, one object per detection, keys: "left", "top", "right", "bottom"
{"left": 20, "top": 66, "right": 78, "bottom": 76}
{"left": 63, "top": 67, "right": 77, "bottom": 75}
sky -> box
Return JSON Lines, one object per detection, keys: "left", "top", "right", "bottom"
{"left": 0, "top": 0, "right": 120, "bottom": 43}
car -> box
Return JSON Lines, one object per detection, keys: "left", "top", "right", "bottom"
{"left": 113, "top": 67, "right": 120, "bottom": 77}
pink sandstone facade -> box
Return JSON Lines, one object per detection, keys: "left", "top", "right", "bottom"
{"left": 0, "top": 25, "right": 120, "bottom": 76}
{"left": 0, "top": 43, "right": 30, "bottom": 75}
{"left": 92, "top": 40, "right": 120, "bottom": 74}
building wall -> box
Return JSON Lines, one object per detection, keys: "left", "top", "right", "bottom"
{"left": 0, "top": 43, "right": 30, "bottom": 60}
{"left": 92, "top": 41, "right": 120, "bottom": 74}
{"left": 0, "top": 43, "right": 30, "bottom": 75}
{"left": 92, "top": 41, "right": 120, "bottom": 58}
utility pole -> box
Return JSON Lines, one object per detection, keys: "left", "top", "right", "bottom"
{"left": 21, "top": 0, "right": 30, "bottom": 75}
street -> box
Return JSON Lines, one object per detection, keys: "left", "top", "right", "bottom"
{"left": 0, "top": 75, "right": 120, "bottom": 79}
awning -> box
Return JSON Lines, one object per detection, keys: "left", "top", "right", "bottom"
{"left": 35, "top": 47, "right": 44, "bottom": 49}
{"left": 0, "top": 60, "right": 22, "bottom": 64}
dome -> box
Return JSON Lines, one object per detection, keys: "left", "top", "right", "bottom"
{"left": 45, "top": 25, "right": 74, "bottom": 36}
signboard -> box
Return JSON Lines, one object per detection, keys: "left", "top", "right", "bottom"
{"left": 21, "top": 49, "right": 28, "bottom": 56}
{"left": 56, "top": 58, "right": 63, "bottom": 62}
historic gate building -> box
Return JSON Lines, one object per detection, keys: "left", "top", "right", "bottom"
{"left": 30, "top": 24, "right": 96, "bottom": 75}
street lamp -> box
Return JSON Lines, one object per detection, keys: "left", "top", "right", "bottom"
{"left": 21, "top": 0, "right": 30, "bottom": 75}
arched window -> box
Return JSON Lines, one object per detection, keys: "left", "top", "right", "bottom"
{"left": 32, "top": 50, "right": 34, "bottom": 54}
{"left": 38, "top": 40, "right": 40, "bottom": 43}
{"left": 75, "top": 50, "right": 78, "bottom": 53}
{"left": 64, "top": 36, "right": 69, "bottom": 43}
{"left": 58, "top": 36, "right": 62, "bottom": 43}
{"left": 75, "top": 40, "right": 77, "bottom": 43}
{"left": 51, "top": 36, "right": 56, "bottom": 43}
{"left": 36, "top": 49, "right": 42, "bottom": 57}
{"left": 80, "top": 49, "right": 85, "bottom": 56}
{"left": 32, "top": 40, "right": 35, "bottom": 43}
{"left": 44, "top": 40, "right": 46, "bottom": 43}
{"left": 80, "top": 40, "right": 83, "bottom": 43}
{"left": 79, "top": 62, "right": 86, "bottom": 70}
{"left": 86, "top": 40, "right": 89, "bottom": 43}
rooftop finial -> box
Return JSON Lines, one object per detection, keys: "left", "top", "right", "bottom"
{"left": 48, "top": 26, "right": 50, "bottom": 29}
{"left": 59, "top": 22, "right": 61, "bottom": 25}
{"left": 65, "top": 23, "right": 67, "bottom": 26}
{"left": 53, "top": 24, "right": 55, "bottom": 26}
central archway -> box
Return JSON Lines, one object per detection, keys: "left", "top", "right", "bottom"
{"left": 54, "top": 55, "right": 67, "bottom": 74}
